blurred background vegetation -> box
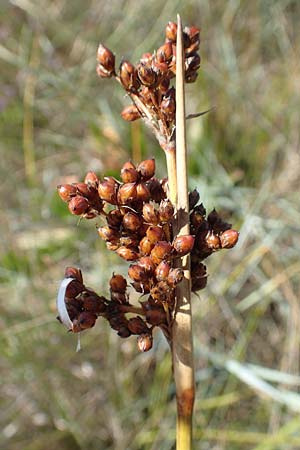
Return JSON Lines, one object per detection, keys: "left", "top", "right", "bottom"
{"left": 1, "top": 0, "right": 300, "bottom": 449}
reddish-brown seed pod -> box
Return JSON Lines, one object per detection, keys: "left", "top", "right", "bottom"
{"left": 111, "top": 291, "right": 128, "bottom": 304}
{"left": 167, "top": 268, "right": 184, "bottom": 287}
{"left": 97, "top": 225, "right": 120, "bottom": 242}
{"left": 159, "top": 199, "right": 174, "bottom": 223}
{"left": 138, "top": 256, "right": 156, "bottom": 274}
{"left": 128, "top": 316, "right": 149, "bottom": 334}
{"left": 139, "top": 236, "right": 155, "bottom": 255}
{"left": 118, "top": 326, "right": 131, "bottom": 338}
{"left": 82, "top": 294, "right": 106, "bottom": 314}
{"left": 150, "top": 280, "right": 172, "bottom": 302}
{"left": 136, "top": 182, "right": 151, "bottom": 202}
{"left": 159, "top": 77, "right": 170, "bottom": 94}
{"left": 76, "top": 311, "right": 97, "bottom": 330}
{"left": 97, "top": 44, "right": 115, "bottom": 74}
{"left": 84, "top": 171, "right": 99, "bottom": 189}
{"left": 110, "top": 273, "right": 127, "bottom": 293}
{"left": 75, "top": 183, "right": 97, "bottom": 201}
{"left": 220, "top": 229, "right": 239, "bottom": 249}
{"left": 155, "top": 260, "right": 171, "bottom": 281}
{"left": 68, "top": 196, "right": 89, "bottom": 215}
{"left": 121, "top": 104, "right": 141, "bottom": 122}
{"left": 142, "top": 203, "right": 159, "bottom": 225}
{"left": 152, "top": 61, "right": 169, "bottom": 77}
{"left": 146, "top": 226, "right": 165, "bottom": 244}
{"left": 137, "top": 63, "right": 157, "bottom": 87}
{"left": 161, "top": 96, "right": 176, "bottom": 121}
{"left": 106, "top": 209, "right": 123, "bottom": 228}
{"left": 205, "top": 231, "right": 221, "bottom": 250}
{"left": 137, "top": 333, "right": 153, "bottom": 352}
{"left": 96, "top": 64, "right": 112, "bottom": 78}
{"left": 140, "top": 52, "right": 153, "bottom": 65}
{"left": 165, "top": 21, "right": 177, "bottom": 42}
{"left": 146, "top": 178, "right": 165, "bottom": 203}
{"left": 122, "top": 211, "right": 142, "bottom": 232}
{"left": 64, "top": 267, "right": 83, "bottom": 284}
{"left": 98, "top": 177, "right": 118, "bottom": 204}
{"left": 128, "top": 264, "right": 147, "bottom": 282}
{"left": 150, "top": 241, "right": 173, "bottom": 264}
{"left": 65, "top": 303, "right": 81, "bottom": 322}
{"left": 185, "top": 54, "right": 201, "bottom": 72}
{"left": 173, "top": 235, "right": 195, "bottom": 256}
{"left": 106, "top": 240, "right": 120, "bottom": 251}
{"left": 57, "top": 184, "right": 77, "bottom": 202}
{"left": 156, "top": 42, "right": 173, "bottom": 63}
{"left": 137, "top": 158, "right": 155, "bottom": 180}
{"left": 117, "top": 182, "right": 137, "bottom": 204}
{"left": 145, "top": 308, "right": 166, "bottom": 326}
{"left": 131, "top": 281, "right": 151, "bottom": 294}
{"left": 119, "top": 60, "right": 139, "bottom": 91}
{"left": 189, "top": 189, "right": 200, "bottom": 210}
{"left": 116, "top": 246, "right": 139, "bottom": 261}
{"left": 185, "top": 25, "right": 200, "bottom": 43}
{"left": 119, "top": 235, "right": 139, "bottom": 248}
{"left": 65, "top": 280, "right": 84, "bottom": 298}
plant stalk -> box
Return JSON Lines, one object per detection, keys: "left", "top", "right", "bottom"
{"left": 171, "top": 14, "right": 195, "bottom": 450}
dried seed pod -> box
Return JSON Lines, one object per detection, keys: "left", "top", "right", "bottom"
{"left": 97, "top": 44, "right": 115, "bottom": 76}
{"left": 128, "top": 316, "right": 149, "bottom": 334}
{"left": 143, "top": 203, "right": 159, "bottom": 225}
{"left": 139, "top": 236, "right": 155, "bottom": 255}
{"left": 106, "top": 239, "right": 120, "bottom": 251}
{"left": 73, "top": 312, "right": 97, "bottom": 331}
{"left": 97, "top": 225, "right": 120, "bottom": 242}
{"left": 131, "top": 280, "right": 151, "bottom": 294}
{"left": 119, "top": 235, "right": 139, "bottom": 248}
{"left": 76, "top": 183, "right": 98, "bottom": 201}
{"left": 159, "top": 77, "right": 170, "bottom": 94}
{"left": 167, "top": 268, "right": 184, "bottom": 287}
{"left": 185, "top": 25, "right": 200, "bottom": 43}
{"left": 111, "top": 291, "right": 128, "bottom": 304}
{"left": 145, "top": 308, "right": 166, "bottom": 326}
{"left": 220, "top": 229, "right": 239, "bottom": 249}
{"left": 192, "top": 275, "right": 207, "bottom": 292}
{"left": 189, "top": 189, "right": 200, "bottom": 210}
{"left": 96, "top": 64, "right": 112, "bottom": 78}
{"left": 121, "top": 104, "right": 141, "bottom": 122}
{"left": 64, "top": 267, "right": 83, "bottom": 284}
{"left": 109, "top": 273, "right": 127, "bottom": 293}
{"left": 137, "top": 158, "right": 155, "bottom": 180}
{"left": 165, "top": 21, "right": 177, "bottom": 42}
{"left": 118, "top": 326, "right": 131, "bottom": 338}
{"left": 122, "top": 211, "right": 142, "bottom": 232}
{"left": 150, "top": 241, "right": 173, "bottom": 264}
{"left": 173, "top": 235, "right": 195, "bottom": 256}
{"left": 156, "top": 42, "right": 173, "bottom": 63}
{"left": 106, "top": 209, "right": 123, "bottom": 228}
{"left": 57, "top": 184, "right": 77, "bottom": 202}
{"left": 150, "top": 280, "right": 172, "bottom": 302}
{"left": 138, "top": 256, "right": 156, "bottom": 274}
{"left": 119, "top": 60, "right": 139, "bottom": 91}
{"left": 161, "top": 96, "right": 175, "bottom": 121}
{"left": 116, "top": 246, "right": 139, "bottom": 261}
{"left": 137, "top": 63, "right": 157, "bottom": 87}
{"left": 146, "top": 178, "right": 165, "bottom": 203}
{"left": 128, "top": 264, "right": 147, "bottom": 282}
{"left": 155, "top": 260, "right": 171, "bottom": 281}
{"left": 68, "top": 196, "right": 89, "bottom": 215}
{"left": 98, "top": 177, "right": 119, "bottom": 204}
{"left": 185, "top": 53, "right": 201, "bottom": 72}
{"left": 146, "top": 225, "right": 165, "bottom": 244}
{"left": 136, "top": 182, "right": 151, "bottom": 202}
{"left": 205, "top": 231, "right": 221, "bottom": 250}
{"left": 140, "top": 52, "right": 153, "bottom": 65}
{"left": 120, "top": 166, "right": 139, "bottom": 185}
{"left": 65, "top": 280, "right": 84, "bottom": 298}
{"left": 84, "top": 171, "right": 99, "bottom": 189}
{"left": 117, "top": 182, "right": 137, "bottom": 204}
{"left": 158, "top": 199, "right": 174, "bottom": 223}
{"left": 82, "top": 294, "right": 106, "bottom": 314}
{"left": 137, "top": 333, "right": 153, "bottom": 352}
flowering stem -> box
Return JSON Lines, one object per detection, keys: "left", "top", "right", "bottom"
{"left": 171, "top": 14, "right": 195, "bottom": 450}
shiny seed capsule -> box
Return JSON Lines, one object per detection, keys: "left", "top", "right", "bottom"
{"left": 220, "top": 229, "right": 239, "bottom": 249}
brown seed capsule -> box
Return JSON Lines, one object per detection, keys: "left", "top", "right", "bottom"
{"left": 116, "top": 246, "right": 139, "bottom": 261}
{"left": 185, "top": 54, "right": 201, "bottom": 72}
{"left": 119, "top": 60, "right": 139, "bottom": 91}
{"left": 121, "top": 104, "right": 141, "bottom": 122}
{"left": 106, "top": 209, "right": 123, "bottom": 228}
{"left": 110, "top": 273, "right": 127, "bottom": 293}
{"left": 137, "top": 333, "right": 153, "bottom": 352}
{"left": 65, "top": 280, "right": 84, "bottom": 298}
{"left": 131, "top": 280, "right": 151, "bottom": 294}
{"left": 122, "top": 211, "right": 142, "bottom": 232}
{"left": 142, "top": 203, "right": 159, "bottom": 225}
{"left": 128, "top": 316, "right": 148, "bottom": 334}
{"left": 140, "top": 52, "right": 153, "bottom": 65}
{"left": 155, "top": 260, "right": 171, "bottom": 281}
{"left": 146, "top": 178, "right": 165, "bottom": 203}
{"left": 82, "top": 294, "right": 106, "bottom": 314}
{"left": 145, "top": 308, "right": 166, "bottom": 326}
{"left": 128, "top": 264, "right": 147, "bottom": 282}
{"left": 106, "top": 239, "right": 120, "bottom": 251}
{"left": 150, "top": 241, "right": 173, "bottom": 265}
{"left": 173, "top": 235, "right": 195, "bottom": 256}
{"left": 64, "top": 267, "right": 83, "bottom": 284}
{"left": 76, "top": 311, "right": 97, "bottom": 330}
{"left": 138, "top": 256, "right": 156, "bottom": 274}
{"left": 158, "top": 199, "right": 174, "bottom": 223}
{"left": 167, "top": 268, "right": 184, "bottom": 287}
{"left": 57, "top": 184, "right": 77, "bottom": 202}
{"left": 68, "top": 196, "right": 89, "bottom": 215}
{"left": 189, "top": 189, "right": 200, "bottom": 210}
{"left": 111, "top": 291, "right": 128, "bottom": 304}
{"left": 117, "top": 182, "right": 137, "bottom": 204}
{"left": 84, "top": 171, "right": 99, "bottom": 189}
{"left": 146, "top": 226, "right": 165, "bottom": 244}
{"left": 156, "top": 42, "right": 173, "bottom": 63}
{"left": 76, "top": 183, "right": 98, "bottom": 201}
{"left": 161, "top": 96, "right": 175, "bottom": 121}
{"left": 139, "top": 236, "right": 155, "bottom": 255}
{"left": 118, "top": 326, "right": 131, "bottom": 338}
{"left": 165, "top": 21, "right": 177, "bottom": 42}
{"left": 136, "top": 182, "right": 151, "bottom": 202}
{"left": 65, "top": 303, "right": 81, "bottom": 322}
{"left": 97, "top": 225, "right": 120, "bottom": 242}
{"left": 150, "top": 280, "right": 172, "bottom": 302}
{"left": 137, "top": 159, "right": 155, "bottom": 181}
{"left": 97, "top": 44, "right": 115, "bottom": 75}
{"left": 98, "top": 177, "right": 119, "bottom": 204}
{"left": 137, "top": 63, "right": 157, "bottom": 87}
{"left": 220, "top": 229, "right": 239, "bottom": 249}
{"left": 185, "top": 25, "right": 200, "bottom": 43}
{"left": 205, "top": 231, "right": 221, "bottom": 250}
{"left": 119, "top": 235, "right": 139, "bottom": 248}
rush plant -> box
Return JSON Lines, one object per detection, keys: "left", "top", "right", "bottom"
{"left": 56, "top": 15, "right": 238, "bottom": 449}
